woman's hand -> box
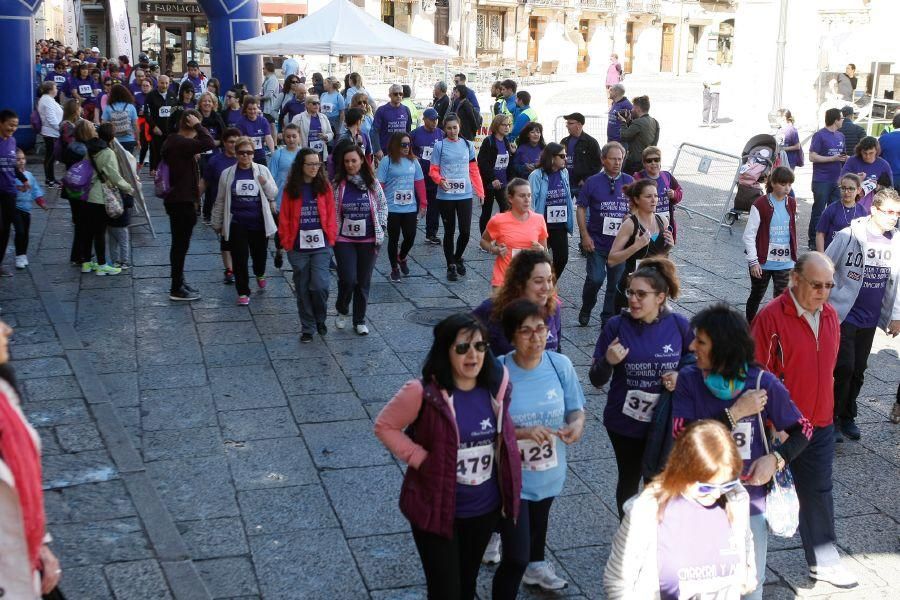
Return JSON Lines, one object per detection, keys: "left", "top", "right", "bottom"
{"left": 558, "top": 416, "right": 585, "bottom": 445}
{"left": 731, "top": 389, "right": 767, "bottom": 421}
{"left": 439, "top": 178, "right": 450, "bottom": 191}
{"left": 522, "top": 425, "right": 555, "bottom": 445}
{"left": 39, "top": 544, "right": 61, "bottom": 594}
{"left": 494, "top": 242, "right": 508, "bottom": 257}
{"left": 530, "top": 241, "right": 544, "bottom": 251}
{"left": 749, "top": 264, "right": 763, "bottom": 279}
{"left": 667, "top": 188, "right": 675, "bottom": 199}
{"left": 661, "top": 371, "right": 677, "bottom": 393}
{"left": 605, "top": 337, "right": 630, "bottom": 365}
{"left": 663, "top": 229, "right": 675, "bottom": 247}
{"left": 492, "top": 179, "right": 501, "bottom": 190}
{"left": 745, "top": 454, "right": 777, "bottom": 486}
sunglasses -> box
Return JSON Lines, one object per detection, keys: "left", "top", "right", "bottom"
{"left": 399, "top": 142, "right": 410, "bottom": 148}
{"left": 644, "top": 157, "right": 661, "bottom": 163}
{"left": 454, "top": 341, "right": 489, "bottom": 355}
{"left": 625, "top": 288, "right": 658, "bottom": 300}
{"left": 799, "top": 272, "right": 835, "bottom": 290}
{"left": 555, "top": 153, "right": 567, "bottom": 159}
{"left": 237, "top": 150, "right": 254, "bottom": 156}
{"left": 516, "top": 325, "right": 548, "bottom": 339}
{"left": 696, "top": 479, "right": 741, "bottom": 495}
{"left": 309, "top": 101, "right": 320, "bottom": 105}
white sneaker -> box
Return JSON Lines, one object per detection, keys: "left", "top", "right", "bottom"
{"left": 522, "top": 561, "right": 568, "bottom": 591}
{"left": 335, "top": 314, "right": 348, "bottom": 329}
{"left": 809, "top": 564, "right": 858, "bottom": 589}
{"left": 14, "top": 255, "right": 27, "bottom": 269}
{"left": 355, "top": 324, "right": 369, "bottom": 336}
{"left": 482, "top": 532, "right": 501, "bottom": 565}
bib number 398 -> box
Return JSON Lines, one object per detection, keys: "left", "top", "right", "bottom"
{"left": 456, "top": 444, "right": 494, "bottom": 485}
{"left": 517, "top": 438, "right": 558, "bottom": 472}
{"left": 622, "top": 390, "right": 660, "bottom": 422}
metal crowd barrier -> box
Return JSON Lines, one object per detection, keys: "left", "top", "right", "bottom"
{"left": 552, "top": 114, "right": 608, "bottom": 144}
{"left": 669, "top": 142, "right": 742, "bottom": 239}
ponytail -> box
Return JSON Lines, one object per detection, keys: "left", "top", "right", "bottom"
{"left": 630, "top": 256, "right": 680, "bottom": 300}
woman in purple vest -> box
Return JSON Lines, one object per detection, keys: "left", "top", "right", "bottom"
{"left": 375, "top": 313, "right": 522, "bottom": 600}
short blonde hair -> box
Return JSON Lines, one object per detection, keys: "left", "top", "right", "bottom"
{"left": 234, "top": 136, "right": 255, "bottom": 153}
{"left": 489, "top": 114, "right": 512, "bottom": 135}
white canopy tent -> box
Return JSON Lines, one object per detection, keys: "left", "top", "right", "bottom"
{"left": 234, "top": 0, "right": 455, "bottom": 60}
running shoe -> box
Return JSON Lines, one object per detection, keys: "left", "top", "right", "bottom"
{"left": 316, "top": 322, "right": 328, "bottom": 336}
{"left": 223, "top": 269, "right": 235, "bottom": 285}
{"left": 455, "top": 259, "right": 466, "bottom": 276}
{"left": 81, "top": 261, "right": 97, "bottom": 273}
{"left": 114, "top": 262, "right": 131, "bottom": 270}
{"left": 14, "top": 255, "right": 28, "bottom": 269}
{"left": 95, "top": 263, "right": 122, "bottom": 276}
{"left": 256, "top": 275, "right": 267, "bottom": 289}
{"left": 447, "top": 264, "right": 458, "bottom": 282}
{"left": 839, "top": 418, "right": 861, "bottom": 441}
{"left": 390, "top": 267, "right": 402, "bottom": 282}
{"left": 578, "top": 310, "right": 590, "bottom": 327}
{"left": 355, "top": 324, "right": 369, "bottom": 336}
{"left": 809, "top": 565, "right": 858, "bottom": 589}
{"left": 335, "top": 314, "right": 348, "bottom": 329}
{"left": 0, "top": 267, "right": 11, "bottom": 277}
{"left": 482, "top": 532, "right": 501, "bottom": 565}
{"left": 834, "top": 427, "right": 844, "bottom": 444}
{"left": 237, "top": 295, "right": 250, "bottom": 306}
{"left": 426, "top": 236, "right": 441, "bottom": 245}
{"left": 169, "top": 286, "right": 201, "bottom": 301}
{"left": 522, "top": 562, "right": 568, "bottom": 591}
{"left": 890, "top": 403, "right": 900, "bottom": 425}
{"left": 300, "top": 332, "right": 314, "bottom": 343}
{"left": 398, "top": 256, "right": 410, "bottom": 276}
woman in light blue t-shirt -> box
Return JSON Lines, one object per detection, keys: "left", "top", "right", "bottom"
{"left": 491, "top": 298, "right": 586, "bottom": 596}
{"left": 101, "top": 83, "right": 139, "bottom": 153}
{"left": 376, "top": 131, "right": 425, "bottom": 283}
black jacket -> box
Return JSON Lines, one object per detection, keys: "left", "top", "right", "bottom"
{"left": 145, "top": 89, "right": 178, "bottom": 134}
{"left": 454, "top": 98, "right": 478, "bottom": 142}
{"left": 477, "top": 135, "right": 513, "bottom": 186}
{"left": 840, "top": 119, "right": 865, "bottom": 155}
{"left": 559, "top": 131, "right": 601, "bottom": 188}
{"left": 433, "top": 94, "right": 450, "bottom": 127}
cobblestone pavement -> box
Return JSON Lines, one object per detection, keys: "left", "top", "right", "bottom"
{"left": 3, "top": 77, "right": 898, "bottom": 600}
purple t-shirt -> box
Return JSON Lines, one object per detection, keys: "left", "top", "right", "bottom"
{"left": 494, "top": 138, "right": 509, "bottom": 185}
{"left": 780, "top": 124, "right": 803, "bottom": 169}
{"left": 576, "top": 170, "right": 634, "bottom": 253}
{"left": 184, "top": 75, "right": 204, "bottom": 95}
{"left": 373, "top": 103, "right": 411, "bottom": 151}
{"left": 224, "top": 109, "right": 243, "bottom": 127}
{"left": 472, "top": 298, "right": 562, "bottom": 356}
{"left": 607, "top": 97, "right": 633, "bottom": 142}
{"left": 545, "top": 170, "right": 568, "bottom": 229}
{"left": 657, "top": 496, "right": 742, "bottom": 600}
{"left": 513, "top": 143, "right": 542, "bottom": 177}
{"left": 0, "top": 136, "right": 19, "bottom": 194}
{"left": 230, "top": 167, "right": 264, "bottom": 230}
{"left": 845, "top": 230, "right": 894, "bottom": 328}
{"left": 46, "top": 71, "right": 70, "bottom": 97}
{"left": 841, "top": 156, "right": 894, "bottom": 211}
{"left": 816, "top": 201, "right": 867, "bottom": 249}
{"left": 202, "top": 152, "right": 237, "bottom": 203}
{"left": 672, "top": 365, "right": 803, "bottom": 515}
{"left": 307, "top": 116, "right": 325, "bottom": 156}
{"left": 411, "top": 125, "right": 444, "bottom": 180}
{"left": 809, "top": 128, "right": 846, "bottom": 183}
{"left": 453, "top": 386, "right": 501, "bottom": 518}
{"left": 236, "top": 116, "right": 270, "bottom": 163}
{"left": 295, "top": 184, "right": 325, "bottom": 252}
{"left": 635, "top": 169, "right": 676, "bottom": 216}
{"left": 593, "top": 312, "right": 692, "bottom": 439}
{"left": 337, "top": 185, "right": 375, "bottom": 244}
{"left": 70, "top": 77, "right": 98, "bottom": 104}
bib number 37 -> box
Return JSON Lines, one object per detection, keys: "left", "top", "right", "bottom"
{"left": 622, "top": 390, "right": 660, "bottom": 422}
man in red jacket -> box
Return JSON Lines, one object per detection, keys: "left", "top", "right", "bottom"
{"left": 751, "top": 252, "right": 858, "bottom": 590}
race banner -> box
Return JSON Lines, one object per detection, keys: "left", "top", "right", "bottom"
{"left": 108, "top": 0, "right": 133, "bottom": 60}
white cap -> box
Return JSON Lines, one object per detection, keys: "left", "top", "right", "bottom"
{"left": 91, "top": 47, "right": 100, "bottom": 53}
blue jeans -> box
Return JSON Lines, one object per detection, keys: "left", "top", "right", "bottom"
{"left": 744, "top": 513, "right": 768, "bottom": 600}
{"left": 580, "top": 249, "right": 625, "bottom": 325}
{"left": 809, "top": 181, "right": 840, "bottom": 248}
{"left": 791, "top": 425, "right": 840, "bottom": 568}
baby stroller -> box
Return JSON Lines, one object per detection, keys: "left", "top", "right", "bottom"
{"left": 725, "top": 134, "right": 789, "bottom": 225}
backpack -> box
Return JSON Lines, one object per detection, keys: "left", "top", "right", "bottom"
{"left": 62, "top": 157, "right": 94, "bottom": 200}
{"left": 154, "top": 160, "right": 172, "bottom": 198}
{"left": 109, "top": 103, "right": 131, "bottom": 135}
{"left": 30, "top": 109, "right": 41, "bottom": 131}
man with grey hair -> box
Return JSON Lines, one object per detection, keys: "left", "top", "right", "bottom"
{"left": 432, "top": 81, "right": 449, "bottom": 127}
{"left": 373, "top": 83, "right": 412, "bottom": 160}
{"left": 607, "top": 83, "right": 632, "bottom": 143}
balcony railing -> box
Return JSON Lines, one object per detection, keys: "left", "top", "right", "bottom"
{"left": 627, "top": 0, "right": 661, "bottom": 13}
{"left": 526, "top": 0, "right": 577, "bottom": 8}
{"left": 578, "top": 0, "right": 615, "bottom": 10}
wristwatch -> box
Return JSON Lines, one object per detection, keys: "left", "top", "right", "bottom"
{"left": 772, "top": 451, "right": 785, "bottom": 472}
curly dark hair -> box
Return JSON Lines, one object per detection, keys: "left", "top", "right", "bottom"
{"left": 107, "top": 83, "right": 134, "bottom": 106}
{"left": 490, "top": 250, "right": 557, "bottom": 322}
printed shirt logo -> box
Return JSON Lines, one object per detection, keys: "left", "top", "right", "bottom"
{"left": 479, "top": 418, "right": 492, "bottom": 431}
{"left": 546, "top": 389, "right": 559, "bottom": 401}
{"left": 662, "top": 344, "right": 674, "bottom": 354}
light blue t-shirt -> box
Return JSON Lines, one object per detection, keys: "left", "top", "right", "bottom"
{"left": 269, "top": 146, "right": 299, "bottom": 210}
{"left": 376, "top": 157, "right": 423, "bottom": 214}
{"left": 499, "top": 351, "right": 585, "bottom": 502}
{"left": 16, "top": 172, "right": 43, "bottom": 212}
{"left": 764, "top": 195, "right": 794, "bottom": 271}
{"left": 101, "top": 102, "right": 138, "bottom": 143}
{"left": 319, "top": 91, "right": 345, "bottom": 119}
{"left": 432, "top": 138, "right": 476, "bottom": 201}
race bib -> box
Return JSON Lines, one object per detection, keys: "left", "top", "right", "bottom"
{"left": 158, "top": 106, "right": 172, "bottom": 118}
{"left": 298, "top": 228, "right": 325, "bottom": 249}
{"left": 321, "top": 103, "right": 334, "bottom": 114}
{"left": 421, "top": 146, "right": 433, "bottom": 161}
{"left": 252, "top": 136, "right": 263, "bottom": 150}
{"left": 603, "top": 216, "right": 623, "bottom": 236}
{"left": 517, "top": 438, "right": 558, "bottom": 472}
{"left": 235, "top": 180, "right": 259, "bottom": 197}
{"left": 341, "top": 218, "right": 367, "bottom": 237}
{"left": 456, "top": 444, "right": 494, "bottom": 486}
{"left": 445, "top": 178, "right": 466, "bottom": 193}
{"left": 622, "top": 389, "right": 660, "bottom": 423}
{"left": 547, "top": 205, "right": 568, "bottom": 224}
{"left": 54, "top": 75, "right": 65, "bottom": 84}
{"left": 767, "top": 242, "right": 791, "bottom": 262}
{"left": 732, "top": 421, "right": 752, "bottom": 460}
{"left": 78, "top": 84, "right": 92, "bottom": 95}
{"left": 311, "top": 140, "right": 325, "bottom": 153}
{"left": 494, "top": 154, "right": 509, "bottom": 170}
{"left": 861, "top": 178, "right": 877, "bottom": 196}
{"left": 393, "top": 190, "right": 414, "bottom": 205}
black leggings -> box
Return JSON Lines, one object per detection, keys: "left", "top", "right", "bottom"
{"left": 80, "top": 202, "right": 108, "bottom": 265}
{"left": 546, "top": 226, "right": 569, "bottom": 281}
{"left": 228, "top": 221, "right": 269, "bottom": 296}
{"left": 745, "top": 268, "right": 790, "bottom": 323}
{"left": 150, "top": 133, "right": 166, "bottom": 170}
{"left": 12, "top": 209, "right": 30, "bottom": 256}
{"left": 479, "top": 185, "right": 508, "bottom": 234}
{"left": 0, "top": 192, "right": 16, "bottom": 266}
{"left": 387, "top": 211, "right": 418, "bottom": 269}
{"left": 608, "top": 428, "right": 647, "bottom": 520}
{"left": 43, "top": 135, "right": 58, "bottom": 182}
{"left": 412, "top": 509, "right": 500, "bottom": 600}
{"left": 165, "top": 202, "right": 197, "bottom": 292}
{"left": 68, "top": 197, "right": 89, "bottom": 263}
{"left": 493, "top": 497, "right": 555, "bottom": 599}
{"left": 439, "top": 198, "right": 473, "bottom": 267}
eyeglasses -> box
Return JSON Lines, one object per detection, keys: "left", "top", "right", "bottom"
{"left": 303, "top": 162, "right": 321, "bottom": 167}
{"left": 225, "top": 94, "right": 235, "bottom": 99}
{"left": 799, "top": 272, "right": 835, "bottom": 290}
{"left": 839, "top": 186, "right": 858, "bottom": 192}
{"left": 876, "top": 206, "right": 900, "bottom": 217}
{"left": 309, "top": 101, "right": 320, "bottom": 105}
{"left": 237, "top": 150, "right": 254, "bottom": 156}
{"left": 696, "top": 479, "right": 741, "bottom": 496}
{"left": 644, "top": 157, "right": 661, "bottom": 163}
{"left": 399, "top": 142, "right": 410, "bottom": 148}
{"left": 391, "top": 92, "right": 403, "bottom": 97}
{"left": 516, "top": 325, "right": 549, "bottom": 339}
{"left": 454, "top": 341, "right": 489, "bottom": 355}
{"left": 625, "top": 288, "right": 658, "bottom": 300}
{"left": 555, "top": 153, "right": 567, "bottom": 159}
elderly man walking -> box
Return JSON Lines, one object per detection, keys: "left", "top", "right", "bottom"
{"left": 751, "top": 252, "right": 859, "bottom": 590}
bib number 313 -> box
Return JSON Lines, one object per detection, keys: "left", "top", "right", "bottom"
{"left": 456, "top": 444, "right": 494, "bottom": 485}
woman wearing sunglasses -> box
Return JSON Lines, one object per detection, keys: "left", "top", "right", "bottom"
{"left": 374, "top": 313, "right": 521, "bottom": 600}
{"left": 377, "top": 132, "right": 426, "bottom": 283}
{"left": 632, "top": 146, "right": 683, "bottom": 240}
{"left": 529, "top": 142, "right": 575, "bottom": 279}
{"left": 815, "top": 173, "right": 866, "bottom": 252}
{"left": 671, "top": 303, "right": 811, "bottom": 600}
{"left": 492, "top": 299, "right": 584, "bottom": 596}
{"left": 477, "top": 114, "right": 516, "bottom": 235}
{"left": 604, "top": 419, "right": 757, "bottom": 599}
{"left": 590, "top": 257, "right": 692, "bottom": 519}
{"left": 292, "top": 95, "right": 334, "bottom": 164}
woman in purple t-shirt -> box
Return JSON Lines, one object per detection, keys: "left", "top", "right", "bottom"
{"left": 840, "top": 136, "right": 894, "bottom": 211}
{"left": 604, "top": 420, "right": 756, "bottom": 599}
{"left": 816, "top": 173, "right": 866, "bottom": 251}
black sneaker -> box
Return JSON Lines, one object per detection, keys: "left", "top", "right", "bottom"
{"left": 274, "top": 251, "right": 284, "bottom": 269}
{"left": 398, "top": 256, "right": 410, "bottom": 276}
{"left": 300, "top": 332, "right": 314, "bottom": 343}
{"left": 834, "top": 427, "right": 844, "bottom": 444}
{"left": 456, "top": 259, "right": 467, "bottom": 276}
{"left": 578, "top": 310, "right": 590, "bottom": 327}
{"left": 840, "top": 418, "right": 861, "bottom": 441}
{"left": 316, "top": 322, "right": 328, "bottom": 336}
{"left": 447, "top": 264, "right": 458, "bottom": 281}
{"left": 427, "top": 236, "right": 441, "bottom": 245}
{"left": 390, "top": 267, "right": 402, "bottom": 282}
{"left": 169, "top": 286, "right": 201, "bottom": 301}
{"left": 223, "top": 269, "right": 235, "bottom": 285}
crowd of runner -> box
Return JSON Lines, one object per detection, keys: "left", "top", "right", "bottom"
{"left": 0, "top": 41, "right": 898, "bottom": 599}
